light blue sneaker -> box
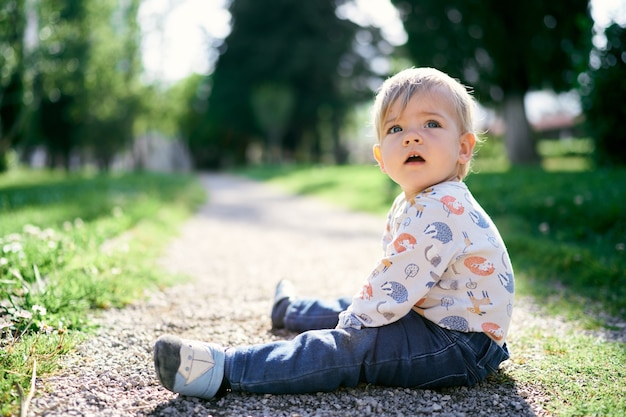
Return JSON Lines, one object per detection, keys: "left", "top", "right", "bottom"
{"left": 154, "top": 335, "right": 225, "bottom": 399}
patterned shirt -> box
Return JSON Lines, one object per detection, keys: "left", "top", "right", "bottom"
{"left": 337, "top": 180, "right": 514, "bottom": 346}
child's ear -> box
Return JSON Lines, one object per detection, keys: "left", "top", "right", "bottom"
{"left": 373, "top": 144, "right": 385, "bottom": 172}
{"left": 457, "top": 132, "right": 476, "bottom": 163}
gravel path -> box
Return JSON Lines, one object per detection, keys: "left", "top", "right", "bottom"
{"left": 27, "top": 173, "right": 620, "bottom": 417}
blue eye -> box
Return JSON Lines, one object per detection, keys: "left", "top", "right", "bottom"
{"left": 387, "top": 125, "right": 402, "bottom": 134}
{"left": 425, "top": 120, "right": 440, "bottom": 128}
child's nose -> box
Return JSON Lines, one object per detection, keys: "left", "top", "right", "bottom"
{"left": 403, "top": 134, "right": 422, "bottom": 146}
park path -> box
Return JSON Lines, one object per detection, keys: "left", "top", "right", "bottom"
{"left": 28, "top": 173, "right": 548, "bottom": 416}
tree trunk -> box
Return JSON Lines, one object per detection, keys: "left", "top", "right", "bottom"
{"left": 502, "top": 93, "right": 540, "bottom": 165}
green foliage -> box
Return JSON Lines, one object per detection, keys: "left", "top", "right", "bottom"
{"left": 191, "top": 0, "right": 389, "bottom": 168}
{"left": 0, "top": 170, "right": 204, "bottom": 415}
{"left": 7, "top": 0, "right": 144, "bottom": 171}
{"left": 251, "top": 83, "right": 295, "bottom": 163}
{"left": 391, "top": 0, "right": 592, "bottom": 101}
{"left": 391, "top": 0, "right": 593, "bottom": 165}
{"left": 140, "top": 75, "right": 206, "bottom": 140}
{"left": 0, "top": 0, "right": 26, "bottom": 170}
{"left": 581, "top": 23, "right": 626, "bottom": 166}
{"left": 33, "top": 0, "right": 90, "bottom": 169}
{"left": 80, "top": 0, "right": 143, "bottom": 170}
{"left": 0, "top": 1, "right": 24, "bottom": 88}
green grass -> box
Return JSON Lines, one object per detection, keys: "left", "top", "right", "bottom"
{"left": 466, "top": 168, "right": 625, "bottom": 319}
{"left": 237, "top": 139, "right": 626, "bottom": 416}
{"left": 509, "top": 321, "right": 626, "bottom": 416}
{"left": 0, "top": 170, "right": 205, "bottom": 416}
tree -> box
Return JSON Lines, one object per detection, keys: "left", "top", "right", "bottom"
{"left": 24, "top": 0, "right": 143, "bottom": 171}
{"left": 0, "top": 0, "right": 26, "bottom": 171}
{"left": 580, "top": 23, "right": 626, "bottom": 166}
{"left": 251, "top": 83, "right": 294, "bottom": 164}
{"left": 80, "top": 0, "right": 143, "bottom": 171}
{"left": 172, "top": 74, "right": 216, "bottom": 168}
{"left": 33, "top": 0, "right": 90, "bottom": 170}
{"left": 190, "top": 0, "right": 385, "bottom": 168}
{"left": 390, "top": 0, "right": 593, "bottom": 165}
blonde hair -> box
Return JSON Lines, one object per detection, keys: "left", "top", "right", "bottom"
{"left": 372, "top": 67, "right": 480, "bottom": 179}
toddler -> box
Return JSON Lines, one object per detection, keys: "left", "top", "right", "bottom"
{"left": 153, "top": 67, "right": 514, "bottom": 399}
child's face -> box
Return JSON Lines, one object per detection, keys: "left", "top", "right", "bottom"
{"left": 373, "top": 89, "right": 475, "bottom": 199}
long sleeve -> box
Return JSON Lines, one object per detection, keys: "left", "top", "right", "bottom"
{"left": 337, "top": 181, "right": 514, "bottom": 346}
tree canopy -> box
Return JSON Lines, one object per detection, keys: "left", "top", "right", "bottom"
{"left": 187, "top": 0, "right": 388, "bottom": 168}
{"left": 390, "top": 0, "right": 593, "bottom": 165}
{"left": 1, "top": 0, "right": 622, "bottom": 171}
{"left": 0, "top": 0, "right": 144, "bottom": 171}
{"left": 0, "top": 0, "right": 26, "bottom": 171}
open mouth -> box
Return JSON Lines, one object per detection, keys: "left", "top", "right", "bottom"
{"left": 405, "top": 154, "right": 425, "bottom": 163}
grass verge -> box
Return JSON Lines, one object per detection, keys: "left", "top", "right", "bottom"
{"left": 0, "top": 170, "right": 205, "bottom": 416}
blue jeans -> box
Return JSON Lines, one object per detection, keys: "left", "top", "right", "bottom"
{"left": 224, "top": 297, "right": 509, "bottom": 394}
{"left": 284, "top": 296, "right": 353, "bottom": 332}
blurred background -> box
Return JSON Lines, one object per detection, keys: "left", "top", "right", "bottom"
{"left": 1, "top": 0, "right": 625, "bottom": 172}
{"left": 2, "top": 5, "right": 626, "bottom": 413}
